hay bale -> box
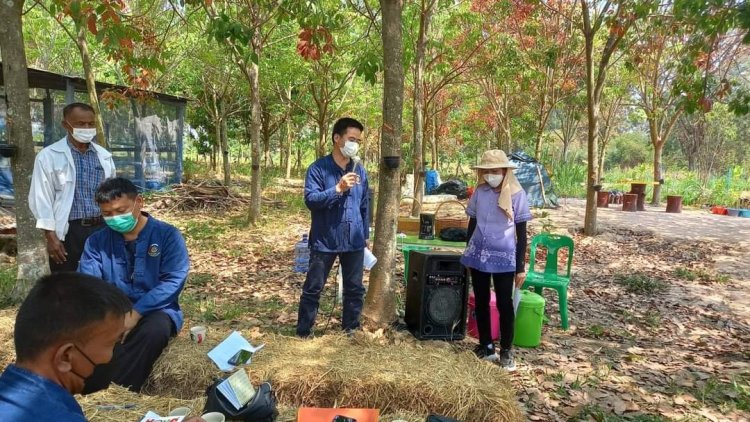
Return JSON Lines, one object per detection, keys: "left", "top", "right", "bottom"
{"left": 79, "top": 385, "right": 206, "bottom": 421}
{"left": 147, "top": 331, "right": 522, "bottom": 421}
{"left": 143, "top": 333, "right": 226, "bottom": 399}
{"left": 247, "top": 334, "right": 523, "bottom": 422}
{"left": 0, "top": 308, "right": 16, "bottom": 370}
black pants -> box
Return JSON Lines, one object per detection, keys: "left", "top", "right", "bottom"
{"left": 49, "top": 219, "right": 103, "bottom": 272}
{"left": 83, "top": 311, "right": 175, "bottom": 394}
{"left": 296, "top": 249, "right": 365, "bottom": 337}
{"left": 471, "top": 269, "right": 515, "bottom": 350}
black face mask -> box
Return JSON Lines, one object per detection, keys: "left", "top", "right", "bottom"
{"left": 71, "top": 344, "right": 115, "bottom": 395}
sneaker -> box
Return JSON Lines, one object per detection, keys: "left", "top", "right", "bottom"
{"left": 474, "top": 344, "right": 499, "bottom": 362}
{"left": 499, "top": 348, "right": 516, "bottom": 371}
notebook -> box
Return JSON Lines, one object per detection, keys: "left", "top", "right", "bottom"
{"left": 217, "top": 369, "right": 257, "bottom": 410}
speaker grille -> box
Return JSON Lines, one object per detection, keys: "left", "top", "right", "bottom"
{"left": 426, "top": 287, "right": 462, "bottom": 326}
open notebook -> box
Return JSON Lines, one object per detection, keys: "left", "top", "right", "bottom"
{"left": 217, "top": 369, "right": 257, "bottom": 410}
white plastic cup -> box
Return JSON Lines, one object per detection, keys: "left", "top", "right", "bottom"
{"left": 168, "top": 407, "right": 191, "bottom": 417}
{"left": 189, "top": 326, "right": 207, "bottom": 344}
{"left": 363, "top": 247, "right": 377, "bottom": 271}
{"left": 201, "top": 412, "right": 226, "bottom": 422}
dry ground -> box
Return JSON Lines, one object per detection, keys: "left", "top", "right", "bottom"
{"left": 1, "top": 183, "right": 748, "bottom": 421}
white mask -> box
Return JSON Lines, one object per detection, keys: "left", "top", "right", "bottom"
{"left": 71, "top": 127, "right": 97, "bottom": 144}
{"left": 340, "top": 140, "right": 359, "bottom": 158}
{"left": 484, "top": 173, "right": 504, "bottom": 188}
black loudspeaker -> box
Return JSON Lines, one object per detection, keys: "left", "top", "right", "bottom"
{"left": 405, "top": 250, "right": 468, "bottom": 340}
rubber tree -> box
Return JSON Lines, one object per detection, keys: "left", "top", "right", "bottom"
{"left": 578, "top": 0, "right": 649, "bottom": 236}
{"left": 363, "top": 0, "right": 404, "bottom": 327}
{"left": 0, "top": 0, "right": 51, "bottom": 299}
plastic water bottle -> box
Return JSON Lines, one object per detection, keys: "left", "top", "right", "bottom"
{"left": 293, "top": 234, "right": 310, "bottom": 273}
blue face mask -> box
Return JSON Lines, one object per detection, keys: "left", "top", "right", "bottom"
{"left": 104, "top": 204, "right": 138, "bottom": 233}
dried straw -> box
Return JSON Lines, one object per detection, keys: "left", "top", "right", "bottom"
{"left": 142, "top": 333, "right": 225, "bottom": 399}
{"left": 79, "top": 385, "right": 206, "bottom": 421}
{"left": 0, "top": 308, "right": 16, "bottom": 370}
{"left": 148, "top": 331, "right": 523, "bottom": 422}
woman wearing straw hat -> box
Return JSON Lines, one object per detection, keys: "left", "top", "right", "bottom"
{"left": 462, "top": 150, "right": 532, "bottom": 370}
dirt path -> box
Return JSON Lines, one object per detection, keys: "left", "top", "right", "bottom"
{"left": 513, "top": 200, "right": 750, "bottom": 421}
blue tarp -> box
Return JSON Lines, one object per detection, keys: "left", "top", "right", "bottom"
{"left": 509, "top": 151, "right": 558, "bottom": 208}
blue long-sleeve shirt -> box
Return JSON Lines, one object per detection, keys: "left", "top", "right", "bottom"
{"left": 305, "top": 154, "right": 369, "bottom": 253}
{"left": 0, "top": 364, "right": 86, "bottom": 421}
{"left": 78, "top": 214, "right": 190, "bottom": 331}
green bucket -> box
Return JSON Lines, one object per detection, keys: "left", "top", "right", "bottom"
{"left": 513, "top": 290, "right": 545, "bottom": 348}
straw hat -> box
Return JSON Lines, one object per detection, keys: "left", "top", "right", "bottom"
{"left": 472, "top": 150, "right": 517, "bottom": 169}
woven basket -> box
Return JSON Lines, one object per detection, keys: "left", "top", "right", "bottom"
{"left": 434, "top": 200, "right": 469, "bottom": 234}
{"left": 397, "top": 197, "right": 421, "bottom": 235}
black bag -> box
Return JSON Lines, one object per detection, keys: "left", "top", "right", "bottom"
{"left": 204, "top": 378, "right": 278, "bottom": 422}
{"left": 433, "top": 180, "right": 469, "bottom": 199}
{"left": 439, "top": 227, "right": 468, "bottom": 242}
{"left": 426, "top": 415, "right": 460, "bottom": 422}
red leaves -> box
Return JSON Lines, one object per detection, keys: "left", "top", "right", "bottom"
{"left": 296, "top": 27, "right": 334, "bottom": 61}
{"left": 87, "top": 14, "right": 98, "bottom": 35}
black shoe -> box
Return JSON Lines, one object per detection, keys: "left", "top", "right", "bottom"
{"left": 499, "top": 348, "right": 516, "bottom": 371}
{"left": 474, "top": 343, "right": 499, "bottom": 362}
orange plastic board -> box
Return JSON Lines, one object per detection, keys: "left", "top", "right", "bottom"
{"left": 297, "top": 407, "right": 379, "bottom": 422}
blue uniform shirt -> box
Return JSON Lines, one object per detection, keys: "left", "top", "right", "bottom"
{"left": 78, "top": 214, "right": 190, "bottom": 331}
{"left": 0, "top": 364, "right": 86, "bottom": 421}
{"left": 304, "top": 154, "right": 369, "bottom": 253}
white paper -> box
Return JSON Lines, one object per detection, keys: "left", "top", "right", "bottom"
{"left": 513, "top": 288, "right": 522, "bottom": 314}
{"left": 207, "top": 331, "right": 265, "bottom": 372}
{"left": 140, "top": 412, "right": 185, "bottom": 422}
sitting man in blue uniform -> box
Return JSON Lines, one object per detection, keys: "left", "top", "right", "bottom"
{"left": 0, "top": 272, "right": 131, "bottom": 420}
{"left": 78, "top": 177, "right": 190, "bottom": 393}
{"left": 0, "top": 273, "right": 205, "bottom": 421}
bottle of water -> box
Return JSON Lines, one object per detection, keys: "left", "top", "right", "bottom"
{"left": 293, "top": 234, "right": 310, "bottom": 273}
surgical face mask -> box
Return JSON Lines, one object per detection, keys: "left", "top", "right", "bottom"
{"left": 484, "top": 173, "right": 504, "bottom": 188}
{"left": 340, "top": 140, "right": 359, "bottom": 158}
{"left": 70, "top": 344, "right": 109, "bottom": 395}
{"left": 70, "top": 127, "right": 97, "bottom": 144}
{"left": 104, "top": 204, "right": 138, "bottom": 234}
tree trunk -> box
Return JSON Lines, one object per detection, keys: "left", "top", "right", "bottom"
{"left": 0, "top": 0, "right": 51, "bottom": 299}
{"left": 284, "top": 87, "right": 293, "bottom": 179}
{"left": 431, "top": 112, "right": 438, "bottom": 171}
{"left": 316, "top": 118, "right": 327, "bottom": 159}
{"left": 363, "top": 0, "right": 404, "bottom": 327}
{"left": 221, "top": 111, "right": 230, "bottom": 187}
{"left": 582, "top": 5, "right": 598, "bottom": 236}
{"left": 284, "top": 118, "right": 293, "bottom": 179}
{"left": 411, "top": 0, "right": 433, "bottom": 217}
{"left": 246, "top": 57, "right": 263, "bottom": 225}
{"left": 652, "top": 141, "right": 664, "bottom": 205}
{"left": 295, "top": 144, "right": 302, "bottom": 172}
{"left": 75, "top": 23, "right": 106, "bottom": 146}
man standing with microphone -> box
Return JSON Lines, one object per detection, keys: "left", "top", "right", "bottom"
{"left": 295, "top": 117, "right": 370, "bottom": 338}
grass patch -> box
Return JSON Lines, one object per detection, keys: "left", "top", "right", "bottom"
{"left": 182, "top": 220, "right": 227, "bottom": 241}
{"left": 642, "top": 310, "right": 662, "bottom": 328}
{"left": 586, "top": 324, "right": 606, "bottom": 338}
{"left": 0, "top": 265, "right": 17, "bottom": 308}
{"left": 615, "top": 273, "right": 668, "bottom": 294}
{"left": 692, "top": 373, "right": 750, "bottom": 412}
{"left": 674, "top": 267, "right": 731, "bottom": 284}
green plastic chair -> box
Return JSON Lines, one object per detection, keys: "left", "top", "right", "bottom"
{"left": 522, "top": 233, "right": 574, "bottom": 330}
{"left": 401, "top": 245, "right": 431, "bottom": 285}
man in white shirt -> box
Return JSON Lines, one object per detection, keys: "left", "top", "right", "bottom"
{"left": 29, "top": 103, "right": 116, "bottom": 272}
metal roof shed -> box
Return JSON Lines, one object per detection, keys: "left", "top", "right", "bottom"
{"left": 0, "top": 64, "right": 188, "bottom": 190}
